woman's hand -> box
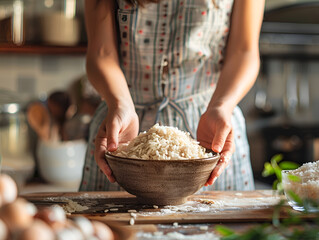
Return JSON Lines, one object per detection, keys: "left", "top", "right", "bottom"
{"left": 94, "top": 104, "right": 139, "bottom": 182}
{"left": 195, "top": 0, "right": 264, "bottom": 186}
{"left": 85, "top": 0, "right": 140, "bottom": 183}
{"left": 197, "top": 106, "right": 235, "bottom": 186}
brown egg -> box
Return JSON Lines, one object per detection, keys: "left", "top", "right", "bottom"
{"left": 0, "top": 198, "right": 37, "bottom": 232}
{"left": 17, "top": 219, "right": 55, "bottom": 240}
{"left": 0, "top": 174, "right": 18, "bottom": 205}
{"left": 35, "top": 204, "right": 66, "bottom": 231}
{"left": 0, "top": 218, "right": 9, "bottom": 240}
{"left": 92, "top": 221, "right": 114, "bottom": 240}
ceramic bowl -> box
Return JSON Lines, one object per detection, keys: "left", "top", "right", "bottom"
{"left": 282, "top": 170, "right": 319, "bottom": 212}
{"left": 37, "top": 139, "right": 87, "bottom": 188}
{"left": 105, "top": 152, "right": 220, "bottom": 205}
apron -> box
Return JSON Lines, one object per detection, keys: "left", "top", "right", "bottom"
{"left": 79, "top": 0, "right": 254, "bottom": 191}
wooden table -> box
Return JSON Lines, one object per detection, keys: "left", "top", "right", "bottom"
{"left": 21, "top": 190, "right": 314, "bottom": 239}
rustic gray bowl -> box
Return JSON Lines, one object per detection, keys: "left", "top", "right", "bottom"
{"left": 105, "top": 152, "right": 220, "bottom": 205}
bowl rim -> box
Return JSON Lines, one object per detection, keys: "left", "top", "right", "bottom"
{"left": 105, "top": 151, "right": 220, "bottom": 163}
{"left": 281, "top": 169, "right": 319, "bottom": 181}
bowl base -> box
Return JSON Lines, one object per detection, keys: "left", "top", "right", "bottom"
{"left": 137, "top": 196, "right": 188, "bottom": 206}
{"left": 288, "top": 200, "right": 319, "bottom": 213}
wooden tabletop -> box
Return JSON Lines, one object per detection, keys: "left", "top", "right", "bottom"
{"left": 22, "top": 190, "right": 290, "bottom": 223}
{"left": 21, "top": 190, "right": 315, "bottom": 240}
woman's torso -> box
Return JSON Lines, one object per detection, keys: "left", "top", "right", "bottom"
{"left": 79, "top": 0, "right": 255, "bottom": 191}
{"left": 116, "top": 0, "right": 234, "bottom": 104}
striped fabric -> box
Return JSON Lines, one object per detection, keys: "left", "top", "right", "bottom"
{"left": 79, "top": 0, "right": 255, "bottom": 191}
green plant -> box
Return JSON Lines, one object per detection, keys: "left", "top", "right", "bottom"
{"left": 217, "top": 222, "right": 319, "bottom": 240}
{"left": 261, "top": 154, "right": 299, "bottom": 190}
{"left": 215, "top": 154, "right": 319, "bottom": 240}
{"left": 216, "top": 198, "right": 319, "bottom": 240}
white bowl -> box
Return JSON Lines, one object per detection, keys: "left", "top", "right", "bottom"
{"left": 37, "top": 140, "right": 87, "bottom": 187}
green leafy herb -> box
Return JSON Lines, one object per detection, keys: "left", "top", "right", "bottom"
{"left": 263, "top": 162, "right": 275, "bottom": 177}
{"left": 261, "top": 154, "right": 300, "bottom": 191}
{"left": 286, "top": 190, "right": 303, "bottom": 205}
{"left": 215, "top": 154, "right": 319, "bottom": 240}
{"left": 287, "top": 174, "right": 301, "bottom": 182}
{"left": 215, "top": 225, "right": 235, "bottom": 236}
{"left": 217, "top": 207, "right": 319, "bottom": 240}
{"left": 279, "top": 161, "right": 299, "bottom": 170}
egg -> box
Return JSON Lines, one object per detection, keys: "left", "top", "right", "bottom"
{"left": 49, "top": 204, "right": 67, "bottom": 222}
{"left": 0, "top": 218, "right": 9, "bottom": 240}
{"left": 0, "top": 174, "right": 18, "bottom": 206}
{"left": 0, "top": 198, "right": 37, "bottom": 232}
{"left": 35, "top": 204, "right": 66, "bottom": 231}
{"left": 72, "top": 216, "right": 94, "bottom": 238}
{"left": 17, "top": 219, "right": 55, "bottom": 240}
{"left": 56, "top": 220, "right": 85, "bottom": 240}
{"left": 91, "top": 221, "right": 114, "bottom": 240}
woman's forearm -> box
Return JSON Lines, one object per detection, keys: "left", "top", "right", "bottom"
{"left": 86, "top": 55, "right": 134, "bottom": 110}
{"left": 208, "top": 0, "right": 264, "bottom": 112}
{"left": 208, "top": 50, "right": 260, "bottom": 111}
{"left": 85, "top": 0, "right": 134, "bottom": 111}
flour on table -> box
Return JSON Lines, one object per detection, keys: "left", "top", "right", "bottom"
{"left": 62, "top": 199, "right": 89, "bottom": 213}
{"left": 138, "top": 196, "right": 281, "bottom": 216}
{"left": 136, "top": 231, "right": 220, "bottom": 240}
{"left": 197, "top": 196, "right": 281, "bottom": 208}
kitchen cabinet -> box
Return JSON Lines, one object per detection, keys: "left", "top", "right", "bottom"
{"left": 0, "top": 0, "right": 86, "bottom": 54}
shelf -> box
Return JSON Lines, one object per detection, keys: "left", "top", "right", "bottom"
{"left": 0, "top": 43, "right": 87, "bottom": 55}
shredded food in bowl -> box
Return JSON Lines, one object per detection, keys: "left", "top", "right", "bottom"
{"left": 284, "top": 161, "right": 319, "bottom": 200}
{"left": 112, "top": 124, "right": 213, "bottom": 160}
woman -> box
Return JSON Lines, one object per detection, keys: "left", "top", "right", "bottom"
{"left": 80, "top": 0, "right": 265, "bottom": 191}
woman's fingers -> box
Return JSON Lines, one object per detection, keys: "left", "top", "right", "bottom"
{"left": 99, "top": 155, "right": 116, "bottom": 183}
{"left": 94, "top": 121, "right": 116, "bottom": 183}
{"left": 205, "top": 153, "right": 231, "bottom": 186}
{"left": 211, "top": 121, "right": 231, "bottom": 153}
{"left": 221, "top": 129, "right": 235, "bottom": 156}
{"left": 106, "top": 120, "right": 119, "bottom": 151}
{"left": 205, "top": 130, "right": 234, "bottom": 186}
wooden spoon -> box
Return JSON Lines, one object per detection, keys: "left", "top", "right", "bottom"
{"left": 27, "top": 102, "right": 51, "bottom": 141}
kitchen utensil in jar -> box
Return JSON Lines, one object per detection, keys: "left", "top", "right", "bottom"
{"left": 27, "top": 102, "right": 51, "bottom": 141}
{"left": 0, "top": 89, "right": 35, "bottom": 188}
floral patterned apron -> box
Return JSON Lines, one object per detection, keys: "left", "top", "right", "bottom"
{"left": 80, "top": 0, "right": 255, "bottom": 191}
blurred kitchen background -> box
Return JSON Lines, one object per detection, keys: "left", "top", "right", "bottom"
{"left": 0, "top": 0, "right": 319, "bottom": 192}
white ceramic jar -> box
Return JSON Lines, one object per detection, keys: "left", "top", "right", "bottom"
{"left": 36, "top": 139, "right": 86, "bottom": 188}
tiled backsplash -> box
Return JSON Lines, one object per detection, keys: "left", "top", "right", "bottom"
{"left": 0, "top": 54, "right": 86, "bottom": 101}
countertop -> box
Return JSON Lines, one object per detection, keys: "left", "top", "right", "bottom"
{"left": 19, "top": 179, "right": 272, "bottom": 195}
{"left": 19, "top": 181, "right": 79, "bottom": 195}
{"left": 21, "top": 190, "right": 316, "bottom": 240}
